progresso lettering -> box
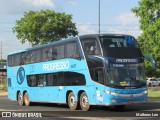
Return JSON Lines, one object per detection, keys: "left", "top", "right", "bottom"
{"left": 43, "top": 61, "right": 69, "bottom": 71}
{"left": 116, "top": 59, "right": 138, "bottom": 63}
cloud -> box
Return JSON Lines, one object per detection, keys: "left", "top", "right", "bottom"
{"left": 0, "top": 36, "right": 31, "bottom": 59}
{"left": 116, "top": 12, "right": 139, "bottom": 25}
{"left": 105, "top": 12, "right": 142, "bottom": 38}
{"left": 104, "top": 26, "right": 142, "bottom": 38}
{"left": 66, "top": 0, "right": 79, "bottom": 6}
{"left": 0, "top": 0, "right": 57, "bottom": 15}
{"left": 23, "top": 0, "right": 55, "bottom": 8}
{"left": 76, "top": 23, "right": 96, "bottom": 35}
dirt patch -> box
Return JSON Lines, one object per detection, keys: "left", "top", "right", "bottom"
{"left": 0, "top": 90, "right": 8, "bottom": 96}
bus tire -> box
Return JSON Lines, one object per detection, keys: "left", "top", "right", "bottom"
{"left": 23, "top": 92, "right": 30, "bottom": 106}
{"left": 80, "top": 92, "right": 90, "bottom": 111}
{"left": 18, "top": 92, "right": 23, "bottom": 106}
{"left": 68, "top": 92, "right": 78, "bottom": 110}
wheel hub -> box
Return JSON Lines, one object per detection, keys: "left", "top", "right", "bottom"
{"left": 70, "top": 96, "right": 76, "bottom": 107}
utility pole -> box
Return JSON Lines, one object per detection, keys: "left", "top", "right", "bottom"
{"left": 98, "top": 0, "right": 101, "bottom": 34}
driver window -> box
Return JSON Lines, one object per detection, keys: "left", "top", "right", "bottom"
{"left": 81, "top": 39, "right": 101, "bottom": 55}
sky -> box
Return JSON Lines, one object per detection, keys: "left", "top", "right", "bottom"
{"left": 0, "top": 0, "right": 141, "bottom": 59}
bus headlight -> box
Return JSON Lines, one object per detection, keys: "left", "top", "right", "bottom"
{"left": 143, "top": 90, "right": 148, "bottom": 94}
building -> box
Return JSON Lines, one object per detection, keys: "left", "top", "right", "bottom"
{"left": 0, "top": 62, "right": 7, "bottom": 84}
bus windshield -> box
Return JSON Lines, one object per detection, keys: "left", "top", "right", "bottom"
{"left": 107, "top": 63, "right": 146, "bottom": 88}
{"left": 101, "top": 36, "right": 139, "bottom": 48}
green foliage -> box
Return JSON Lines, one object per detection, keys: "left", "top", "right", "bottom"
{"left": 13, "top": 10, "right": 78, "bottom": 46}
{"left": 132, "top": 0, "right": 160, "bottom": 77}
{"left": 0, "top": 59, "right": 6, "bottom": 62}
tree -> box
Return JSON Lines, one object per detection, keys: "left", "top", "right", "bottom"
{"left": 13, "top": 10, "right": 78, "bottom": 46}
{"left": 0, "top": 59, "right": 6, "bottom": 62}
{"left": 132, "top": 0, "right": 160, "bottom": 77}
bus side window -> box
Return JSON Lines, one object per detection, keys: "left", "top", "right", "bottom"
{"left": 46, "top": 74, "right": 58, "bottom": 86}
{"left": 90, "top": 68, "right": 104, "bottom": 84}
{"left": 64, "top": 72, "right": 86, "bottom": 86}
{"left": 58, "top": 45, "right": 65, "bottom": 59}
{"left": 37, "top": 75, "right": 46, "bottom": 86}
{"left": 53, "top": 74, "right": 58, "bottom": 86}
{"left": 31, "top": 49, "right": 42, "bottom": 63}
{"left": 57, "top": 72, "right": 64, "bottom": 86}
{"left": 47, "top": 47, "right": 53, "bottom": 61}
{"left": 65, "top": 42, "right": 80, "bottom": 59}
{"left": 42, "top": 47, "right": 49, "bottom": 61}
{"left": 52, "top": 47, "right": 58, "bottom": 60}
{"left": 27, "top": 75, "right": 38, "bottom": 87}
{"left": 23, "top": 52, "right": 31, "bottom": 64}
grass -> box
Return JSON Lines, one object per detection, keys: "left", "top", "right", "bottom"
{"left": 148, "top": 87, "right": 160, "bottom": 99}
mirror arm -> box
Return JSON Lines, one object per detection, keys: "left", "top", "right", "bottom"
{"left": 145, "top": 56, "right": 156, "bottom": 70}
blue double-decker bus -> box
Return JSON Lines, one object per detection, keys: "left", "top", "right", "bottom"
{"left": 7, "top": 34, "right": 156, "bottom": 111}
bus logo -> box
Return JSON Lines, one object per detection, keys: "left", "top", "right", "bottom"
{"left": 17, "top": 67, "right": 25, "bottom": 85}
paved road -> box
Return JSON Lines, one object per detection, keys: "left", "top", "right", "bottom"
{"left": 0, "top": 96, "right": 160, "bottom": 120}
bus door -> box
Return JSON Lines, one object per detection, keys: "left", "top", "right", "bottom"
{"left": 88, "top": 68, "right": 106, "bottom": 104}
{"left": 92, "top": 68, "right": 107, "bottom": 104}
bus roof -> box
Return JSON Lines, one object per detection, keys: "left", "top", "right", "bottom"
{"left": 79, "top": 34, "right": 134, "bottom": 39}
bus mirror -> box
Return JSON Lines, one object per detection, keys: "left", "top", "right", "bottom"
{"left": 43, "top": 82, "right": 46, "bottom": 86}
{"left": 145, "top": 56, "right": 156, "bottom": 70}
{"left": 106, "top": 60, "right": 110, "bottom": 71}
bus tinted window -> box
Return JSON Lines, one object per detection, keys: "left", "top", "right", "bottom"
{"left": 46, "top": 74, "right": 58, "bottom": 86}
{"left": 27, "top": 72, "right": 86, "bottom": 87}
{"left": 31, "top": 49, "right": 41, "bottom": 63}
{"left": 8, "top": 55, "right": 13, "bottom": 66}
{"left": 65, "top": 42, "right": 79, "bottom": 59}
{"left": 8, "top": 41, "right": 80, "bottom": 67}
{"left": 101, "top": 36, "right": 139, "bottom": 48}
{"left": 90, "top": 68, "right": 104, "bottom": 84}
{"left": 8, "top": 53, "right": 22, "bottom": 66}
{"left": 58, "top": 45, "right": 65, "bottom": 59}
{"left": 23, "top": 52, "right": 31, "bottom": 64}
{"left": 64, "top": 72, "right": 86, "bottom": 85}
{"left": 27, "top": 75, "right": 38, "bottom": 87}
{"left": 52, "top": 47, "right": 58, "bottom": 60}
{"left": 42, "top": 47, "right": 53, "bottom": 61}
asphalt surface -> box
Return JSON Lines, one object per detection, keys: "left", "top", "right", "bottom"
{"left": 0, "top": 96, "right": 160, "bottom": 120}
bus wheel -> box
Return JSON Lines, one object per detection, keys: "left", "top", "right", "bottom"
{"left": 68, "top": 92, "right": 78, "bottom": 110}
{"left": 24, "top": 92, "right": 30, "bottom": 106}
{"left": 18, "top": 92, "right": 23, "bottom": 106}
{"left": 80, "top": 92, "right": 90, "bottom": 111}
